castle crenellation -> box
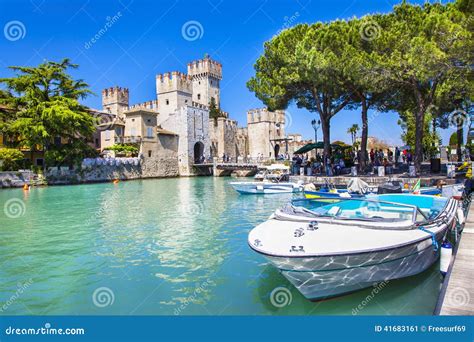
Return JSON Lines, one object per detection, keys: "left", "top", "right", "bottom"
{"left": 99, "top": 54, "right": 287, "bottom": 175}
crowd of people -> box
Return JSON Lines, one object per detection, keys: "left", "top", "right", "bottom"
{"left": 291, "top": 151, "right": 347, "bottom": 176}
{"left": 291, "top": 146, "right": 418, "bottom": 176}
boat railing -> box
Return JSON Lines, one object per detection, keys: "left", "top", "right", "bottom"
{"left": 290, "top": 196, "right": 430, "bottom": 224}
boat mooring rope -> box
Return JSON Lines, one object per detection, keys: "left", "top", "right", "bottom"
{"left": 418, "top": 226, "right": 439, "bottom": 252}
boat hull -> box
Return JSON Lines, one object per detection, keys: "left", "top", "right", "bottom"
{"left": 230, "top": 182, "right": 301, "bottom": 194}
{"left": 263, "top": 236, "right": 444, "bottom": 300}
{"left": 304, "top": 187, "right": 441, "bottom": 200}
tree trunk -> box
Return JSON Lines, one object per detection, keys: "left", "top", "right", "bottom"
{"left": 456, "top": 127, "right": 463, "bottom": 162}
{"left": 414, "top": 107, "right": 425, "bottom": 174}
{"left": 360, "top": 100, "right": 368, "bottom": 172}
{"left": 320, "top": 114, "right": 331, "bottom": 160}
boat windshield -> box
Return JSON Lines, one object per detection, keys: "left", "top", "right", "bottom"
{"left": 291, "top": 195, "right": 446, "bottom": 223}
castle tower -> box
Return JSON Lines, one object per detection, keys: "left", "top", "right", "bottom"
{"left": 156, "top": 71, "right": 193, "bottom": 124}
{"left": 102, "top": 86, "right": 129, "bottom": 118}
{"left": 187, "top": 54, "right": 222, "bottom": 108}
{"left": 247, "top": 108, "right": 286, "bottom": 159}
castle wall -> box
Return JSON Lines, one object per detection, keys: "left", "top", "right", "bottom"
{"left": 159, "top": 104, "right": 210, "bottom": 176}
{"left": 236, "top": 127, "right": 249, "bottom": 158}
{"left": 209, "top": 117, "right": 239, "bottom": 160}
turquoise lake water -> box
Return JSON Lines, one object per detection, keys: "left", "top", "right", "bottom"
{"left": 0, "top": 177, "right": 443, "bottom": 315}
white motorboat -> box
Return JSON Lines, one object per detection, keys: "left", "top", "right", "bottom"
{"left": 230, "top": 181, "right": 303, "bottom": 194}
{"left": 231, "top": 164, "right": 302, "bottom": 194}
{"left": 248, "top": 194, "right": 460, "bottom": 300}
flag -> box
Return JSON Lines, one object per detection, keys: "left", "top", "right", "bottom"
{"left": 412, "top": 179, "right": 421, "bottom": 194}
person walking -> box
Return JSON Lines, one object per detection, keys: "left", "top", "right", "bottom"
{"left": 370, "top": 149, "right": 375, "bottom": 165}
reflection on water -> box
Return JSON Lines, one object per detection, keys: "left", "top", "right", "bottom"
{"left": 0, "top": 177, "right": 441, "bottom": 315}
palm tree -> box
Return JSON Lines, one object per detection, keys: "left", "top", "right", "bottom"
{"left": 347, "top": 124, "right": 360, "bottom": 146}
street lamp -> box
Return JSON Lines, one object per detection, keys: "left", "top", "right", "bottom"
{"left": 311, "top": 119, "right": 321, "bottom": 143}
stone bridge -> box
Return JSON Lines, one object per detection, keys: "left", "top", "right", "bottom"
{"left": 193, "top": 158, "right": 259, "bottom": 177}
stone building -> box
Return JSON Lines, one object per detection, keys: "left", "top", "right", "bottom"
{"left": 246, "top": 108, "right": 286, "bottom": 159}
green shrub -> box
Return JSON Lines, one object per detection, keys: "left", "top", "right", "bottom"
{"left": 107, "top": 144, "right": 139, "bottom": 156}
{"left": 0, "top": 148, "right": 24, "bottom": 171}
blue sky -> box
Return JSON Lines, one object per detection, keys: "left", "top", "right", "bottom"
{"left": 0, "top": 0, "right": 455, "bottom": 145}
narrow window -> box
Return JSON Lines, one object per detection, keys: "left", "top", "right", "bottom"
{"left": 148, "top": 150, "right": 152, "bottom": 157}
{"left": 197, "top": 94, "right": 201, "bottom": 100}
{"left": 166, "top": 99, "right": 169, "bottom": 105}
{"left": 147, "top": 127, "right": 153, "bottom": 137}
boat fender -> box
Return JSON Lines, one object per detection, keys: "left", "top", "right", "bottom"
{"left": 257, "top": 185, "right": 264, "bottom": 191}
{"left": 440, "top": 241, "right": 453, "bottom": 275}
{"left": 339, "top": 192, "right": 351, "bottom": 198}
{"left": 456, "top": 207, "right": 465, "bottom": 225}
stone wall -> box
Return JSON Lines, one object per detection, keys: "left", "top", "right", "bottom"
{"left": 0, "top": 171, "right": 34, "bottom": 188}
{"left": 46, "top": 157, "right": 179, "bottom": 185}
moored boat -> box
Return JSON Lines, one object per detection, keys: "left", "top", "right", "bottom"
{"left": 230, "top": 164, "right": 303, "bottom": 194}
{"left": 303, "top": 179, "right": 443, "bottom": 200}
{"left": 248, "top": 194, "right": 460, "bottom": 300}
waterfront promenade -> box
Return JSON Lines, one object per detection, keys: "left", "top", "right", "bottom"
{"left": 438, "top": 204, "right": 474, "bottom": 315}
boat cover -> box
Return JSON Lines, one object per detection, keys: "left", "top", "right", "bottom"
{"left": 377, "top": 181, "right": 402, "bottom": 194}
{"left": 347, "top": 178, "right": 370, "bottom": 194}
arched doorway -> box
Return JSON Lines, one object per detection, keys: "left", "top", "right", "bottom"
{"left": 274, "top": 144, "right": 280, "bottom": 159}
{"left": 194, "top": 141, "right": 205, "bottom": 163}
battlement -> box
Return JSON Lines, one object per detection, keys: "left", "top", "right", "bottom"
{"left": 129, "top": 100, "right": 159, "bottom": 111}
{"left": 187, "top": 55, "right": 222, "bottom": 80}
{"left": 156, "top": 71, "right": 193, "bottom": 94}
{"left": 102, "top": 86, "right": 129, "bottom": 106}
{"left": 191, "top": 101, "right": 209, "bottom": 110}
{"left": 214, "top": 116, "right": 237, "bottom": 129}
{"left": 247, "top": 108, "right": 285, "bottom": 124}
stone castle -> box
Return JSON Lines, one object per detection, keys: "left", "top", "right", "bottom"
{"left": 99, "top": 55, "right": 287, "bottom": 176}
